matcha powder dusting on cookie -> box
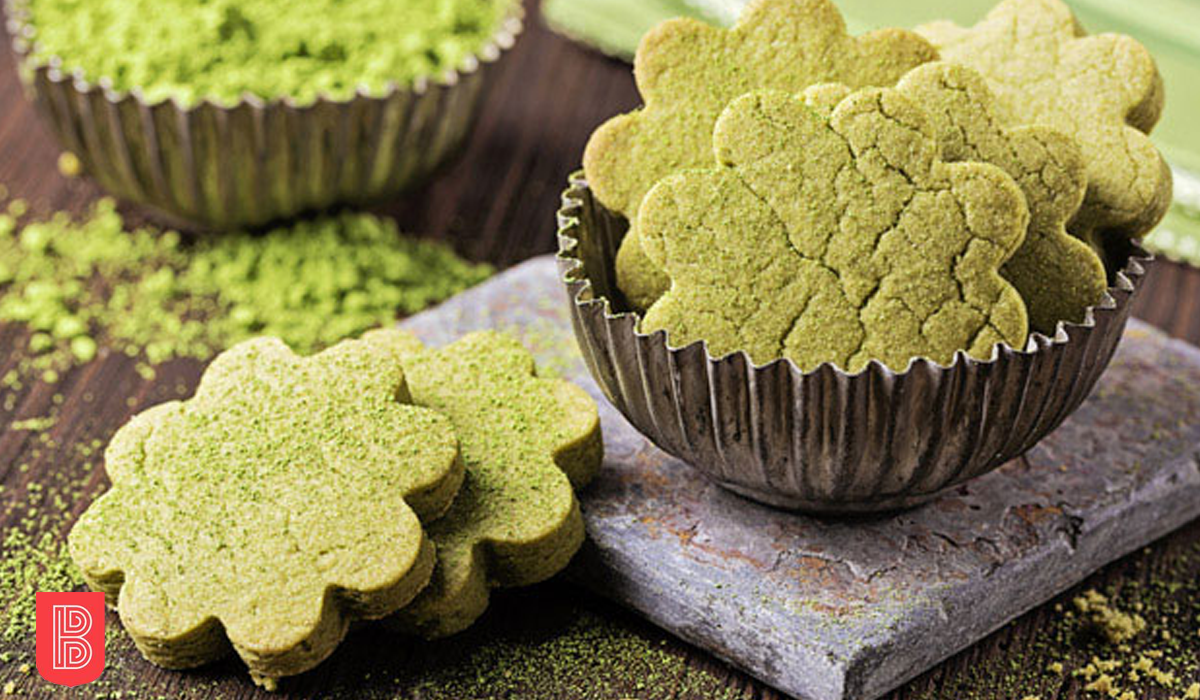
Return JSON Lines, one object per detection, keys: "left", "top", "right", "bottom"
{"left": 22, "top": 0, "right": 516, "bottom": 106}
{"left": 0, "top": 199, "right": 492, "bottom": 375}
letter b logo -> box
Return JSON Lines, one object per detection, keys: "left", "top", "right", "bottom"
{"left": 36, "top": 592, "right": 105, "bottom": 686}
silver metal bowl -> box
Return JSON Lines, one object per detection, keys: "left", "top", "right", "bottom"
{"left": 4, "top": 0, "right": 523, "bottom": 229}
{"left": 556, "top": 174, "right": 1152, "bottom": 514}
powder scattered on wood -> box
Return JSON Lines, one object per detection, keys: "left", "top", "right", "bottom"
{"left": 1074, "top": 589, "right": 1148, "bottom": 644}
{"left": 904, "top": 539, "right": 1200, "bottom": 700}
{"left": 55, "top": 152, "right": 81, "bottom": 179}
{"left": 0, "top": 530, "right": 82, "bottom": 643}
{"left": 0, "top": 198, "right": 492, "bottom": 379}
{"left": 392, "top": 602, "right": 745, "bottom": 700}
{"left": 8, "top": 416, "right": 55, "bottom": 433}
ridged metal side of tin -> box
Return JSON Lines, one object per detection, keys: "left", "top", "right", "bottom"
{"left": 556, "top": 174, "right": 1152, "bottom": 514}
{"left": 4, "top": 1, "right": 523, "bottom": 229}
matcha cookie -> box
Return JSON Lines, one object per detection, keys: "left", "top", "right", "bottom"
{"left": 68, "top": 336, "right": 464, "bottom": 687}
{"left": 798, "top": 83, "right": 853, "bottom": 117}
{"left": 363, "top": 329, "right": 602, "bottom": 638}
{"left": 891, "top": 62, "right": 1107, "bottom": 334}
{"left": 581, "top": 0, "right": 938, "bottom": 310}
{"left": 639, "top": 87, "right": 1030, "bottom": 372}
{"left": 918, "top": 0, "right": 1171, "bottom": 246}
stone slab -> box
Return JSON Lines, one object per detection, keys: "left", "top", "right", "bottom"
{"left": 400, "top": 256, "right": 1200, "bottom": 700}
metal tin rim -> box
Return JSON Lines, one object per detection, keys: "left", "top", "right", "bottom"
{"left": 556, "top": 172, "right": 1153, "bottom": 513}
{"left": 3, "top": 0, "right": 524, "bottom": 229}
{"left": 4, "top": 0, "right": 524, "bottom": 112}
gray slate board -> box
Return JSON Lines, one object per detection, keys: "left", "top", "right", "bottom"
{"left": 400, "top": 256, "right": 1200, "bottom": 700}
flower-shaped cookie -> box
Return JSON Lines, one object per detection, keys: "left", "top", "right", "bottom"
{"left": 68, "top": 336, "right": 464, "bottom": 686}
{"left": 918, "top": 0, "right": 1171, "bottom": 244}
{"left": 639, "top": 87, "right": 1030, "bottom": 372}
{"left": 892, "top": 62, "right": 1107, "bottom": 334}
{"left": 581, "top": 0, "right": 937, "bottom": 311}
{"left": 364, "top": 329, "right": 602, "bottom": 638}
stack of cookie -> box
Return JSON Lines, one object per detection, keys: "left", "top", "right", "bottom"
{"left": 583, "top": 0, "right": 1170, "bottom": 371}
{"left": 67, "top": 330, "right": 602, "bottom": 688}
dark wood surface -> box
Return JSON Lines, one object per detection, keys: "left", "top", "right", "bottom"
{"left": 1, "top": 2, "right": 1198, "bottom": 698}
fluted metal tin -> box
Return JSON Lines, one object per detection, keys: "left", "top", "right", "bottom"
{"left": 556, "top": 174, "right": 1153, "bottom": 514}
{"left": 4, "top": 0, "right": 523, "bottom": 229}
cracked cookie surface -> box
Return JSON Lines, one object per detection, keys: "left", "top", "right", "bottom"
{"left": 891, "top": 62, "right": 1107, "bottom": 334}
{"left": 581, "top": 0, "right": 937, "bottom": 311}
{"left": 68, "top": 335, "right": 463, "bottom": 684}
{"left": 918, "top": 0, "right": 1171, "bottom": 245}
{"left": 638, "top": 87, "right": 1030, "bottom": 372}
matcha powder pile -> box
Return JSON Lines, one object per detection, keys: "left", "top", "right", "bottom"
{"left": 0, "top": 199, "right": 492, "bottom": 378}
{"left": 22, "top": 0, "right": 515, "bottom": 106}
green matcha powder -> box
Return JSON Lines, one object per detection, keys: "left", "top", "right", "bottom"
{"left": 23, "top": 0, "right": 515, "bottom": 106}
{"left": 0, "top": 198, "right": 493, "bottom": 380}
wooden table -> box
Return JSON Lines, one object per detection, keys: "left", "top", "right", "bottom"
{"left": 1, "top": 2, "right": 1198, "bottom": 698}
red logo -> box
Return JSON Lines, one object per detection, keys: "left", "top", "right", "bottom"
{"left": 35, "top": 592, "right": 105, "bottom": 687}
